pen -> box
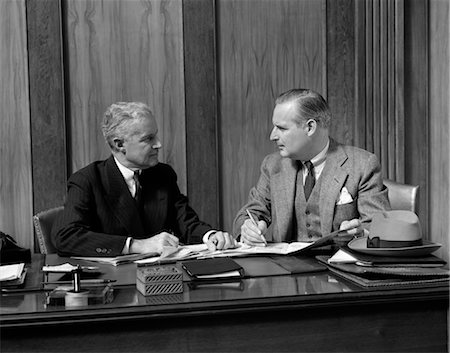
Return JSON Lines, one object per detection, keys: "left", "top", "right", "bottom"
{"left": 1, "top": 287, "right": 53, "bottom": 294}
{"left": 246, "top": 209, "right": 267, "bottom": 245}
{"left": 43, "top": 279, "right": 116, "bottom": 285}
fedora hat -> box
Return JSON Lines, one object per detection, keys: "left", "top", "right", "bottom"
{"left": 348, "top": 210, "right": 441, "bottom": 257}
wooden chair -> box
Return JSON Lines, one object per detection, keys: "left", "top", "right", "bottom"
{"left": 383, "top": 179, "right": 419, "bottom": 213}
{"left": 33, "top": 206, "right": 64, "bottom": 254}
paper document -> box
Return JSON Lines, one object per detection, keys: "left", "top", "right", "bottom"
{"left": 42, "top": 263, "right": 100, "bottom": 272}
{"left": 327, "top": 249, "right": 358, "bottom": 264}
{"left": 135, "top": 245, "right": 207, "bottom": 265}
{"left": 199, "top": 242, "right": 314, "bottom": 258}
{"left": 136, "top": 242, "right": 316, "bottom": 265}
{"left": 72, "top": 252, "right": 159, "bottom": 266}
{"left": 0, "top": 263, "right": 25, "bottom": 281}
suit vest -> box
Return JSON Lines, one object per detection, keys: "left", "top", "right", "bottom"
{"left": 294, "top": 173, "right": 323, "bottom": 242}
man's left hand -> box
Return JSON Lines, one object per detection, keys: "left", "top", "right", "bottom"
{"left": 336, "top": 219, "right": 368, "bottom": 247}
{"left": 207, "top": 231, "right": 237, "bottom": 251}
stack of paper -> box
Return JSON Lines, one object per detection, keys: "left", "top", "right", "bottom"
{"left": 0, "top": 263, "right": 25, "bottom": 281}
{"left": 72, "top": 252, "right": 159, "bottom": 266}
{"left": 318, "top": 250, "right": 449, "bottom": 289}
{"left": 0, "top": 263, "right": 26, "bottom": 288}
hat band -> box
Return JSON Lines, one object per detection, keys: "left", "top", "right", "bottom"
{"left": 367, "top": 237, "right": 423, "bottom": 248}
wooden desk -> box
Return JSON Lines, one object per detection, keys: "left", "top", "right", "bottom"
{"left": 1, "top": 254, "right": 448, "bottom": 352}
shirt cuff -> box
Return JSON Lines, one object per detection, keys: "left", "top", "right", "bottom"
{"left": 202, "top": 230, "right": 217, "bottom": 244}
{"left": 122, "top": 236, "right": 133, "bottom": 254}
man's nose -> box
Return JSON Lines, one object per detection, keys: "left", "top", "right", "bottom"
{"left": 152, "top": 138, "right": 162, "bottom": 149}
{"left": 269, "top": 128, "right": 277, "bottom": 141}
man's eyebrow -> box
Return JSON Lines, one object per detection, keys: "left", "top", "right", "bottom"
{"left": 140, "top": 133, "right": 155, "bottom": 140}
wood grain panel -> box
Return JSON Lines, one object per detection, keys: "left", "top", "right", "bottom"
{"left": 0, "top": 0, "right": 33, "bottom": 248}
{"left": 365, "top": 0, "right": 374, "bottom": 152}
{"left": 394, "top": 0, "right": 404, "bottom": 181}
{"left": 372, "top": 0, "right": 381, "bottom": 161}
{"left": 217, "top": 0, "right": 326, "bottom": 232}
{"left": 183, "top": 0, "right": 219, "bottom": 227}
{"left": 354, "top": 0, "right": 366, "bottom": 149}
{"left": 26, "top": 0, "right": 67, "bottom": 217}
{"left": 64, "top": 0, "right": 187, "bottom": 192}
{"left": 326, "top": 0, "right": 355, "bottom": 146}
{"left": 429, "top": 0, "right": 449, "bottom": 263}
{"left": 404, "top": 0, "right": 428, "bottom": 233}
{"left": 356, "top": 0, "right": 405, "bottom": 181}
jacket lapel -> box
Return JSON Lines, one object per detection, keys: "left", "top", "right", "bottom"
{"left": 103, "top": 156, "right": 145, "bottom": 236}
{"left": 272, "top": 158, "right": 297, "bottom": 241}
{"left": 319, "top": 139, "right": 348, "bottom": 234}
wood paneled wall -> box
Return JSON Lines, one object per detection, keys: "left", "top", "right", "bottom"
{"left": 354, "top": 0, "right": 405, "bottom": 182}
{"left": 429, "top": 0, "right": 449, "bottom": 263}
{"left": 0, "top": 0, "right": 448, "bottom": 260}
{"left": 217, "top": 0, "right": 326, "bottom": 231}
{"left": 183, "top": 0, "right": 220, "bottom": 227}
{"left": 26, "top": 0, "right": 67, "bottom": 225}
{"left": 64, "top": 0, "right": 187, "bottom": 192}
{"left": 0, "top": 0, "right": 33, "bottom": 249}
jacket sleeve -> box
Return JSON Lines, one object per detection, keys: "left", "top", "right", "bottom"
{"left": 356, "top": 153, "right": 391, "bottom": 228}
{"left": 232, "top": 155, "right": 273, "bottom": 238}
{"left": 165, "top": 166, "right": 212, "bottom": 244}
{"left": 51, "top": 172, "right": 127, "bottom": 257}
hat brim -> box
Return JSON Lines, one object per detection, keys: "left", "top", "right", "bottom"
{"left": 348, "top": 237, "right": 441, "bottom": 257}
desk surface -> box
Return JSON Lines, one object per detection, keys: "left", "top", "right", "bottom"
{"left": 1, "top": 254, "right": 448, "bottom": 328}
{"left": 2, "top": 254, "right": 449, "bottom": 353}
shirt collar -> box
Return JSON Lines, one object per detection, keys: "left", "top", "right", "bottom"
{"left": 308, "top": 138, "right": 330, "bottom": 167}
{"left": 113, "top": 156, "right": 138, "bottom": 182}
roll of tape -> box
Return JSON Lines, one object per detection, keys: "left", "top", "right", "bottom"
{"left": 65, "top": 290, "right": 89, "bottom": 307}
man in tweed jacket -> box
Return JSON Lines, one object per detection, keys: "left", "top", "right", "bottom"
{"left": 233, "top": 89, "right": 390, "bottom": 245}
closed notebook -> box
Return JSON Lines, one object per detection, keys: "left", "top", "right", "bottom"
{"left": 182, "top": 258, "right": 244, "bottom": 280}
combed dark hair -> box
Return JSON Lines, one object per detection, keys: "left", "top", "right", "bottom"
{"left": 275, "top": 89, "right": 331, "bottom": 128}
{"left": 101, "top": 102, "right": 153, "bottom": 151}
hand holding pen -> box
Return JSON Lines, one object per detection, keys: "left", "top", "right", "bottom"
{"left": 241, "top": 209, "right": 268, "bottom": 247}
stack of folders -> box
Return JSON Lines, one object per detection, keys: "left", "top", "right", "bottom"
{"left": 0, "top": 263, "right": 26, "bottom": 289}
{"left": 316, "top": 248, "right": 449, "bottom": 289}
{"left": 181, "top": 258, "right": 244, "bottom": 281}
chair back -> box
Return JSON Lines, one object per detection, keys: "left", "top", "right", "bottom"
{"left": 33, "top": 206, "right": 64, "bottom": 254}
{"left": 383, "top": 179, "right": 419, "bottom": 213}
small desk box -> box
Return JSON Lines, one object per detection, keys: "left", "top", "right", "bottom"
{"left": 136, "top": 265, "right": 183, "bottom": 296}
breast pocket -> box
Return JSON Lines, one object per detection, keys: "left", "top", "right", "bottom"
{"left": 332, "top": 200, "right": 359, "bottom": 231}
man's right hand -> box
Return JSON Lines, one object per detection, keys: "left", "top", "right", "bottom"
{"left": 130, "top": 232, "right": 179, "bottom": 254}
{"left": 240, "top": 218, "right": 268, "bottom": 246}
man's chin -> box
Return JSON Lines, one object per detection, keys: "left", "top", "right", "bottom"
{"left": 143, "top": 159, "right": 159, "bottom": 169}
{"left": 278, "top": 150, "right": 290, "bottom": 158}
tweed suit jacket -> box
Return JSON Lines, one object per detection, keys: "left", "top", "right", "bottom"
{"left": 52, "top": 156, "right": 211, "bottom": 257}
{"left": 233, "top": 138, "right": 390, "bottom": 242}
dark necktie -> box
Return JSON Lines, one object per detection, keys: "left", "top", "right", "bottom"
{"left": 304, "top": 160, "right": 315, "bottom": 201}
{"left": 133, "top": 170, "right": 143, "bottom": 206}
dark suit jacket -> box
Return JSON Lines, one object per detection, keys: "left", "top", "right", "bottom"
{"left": 233, "top": 138, "right": 391, "bottom": 241}
{"left": 52, "top": 156, "right": 211, "bottom": 256}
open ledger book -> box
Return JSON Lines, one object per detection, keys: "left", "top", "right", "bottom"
{"left": 73, "top": 231, "right": 342, "bottom": 266}
{"left": 135, "top": 241, "right": 321, "bottom": 265}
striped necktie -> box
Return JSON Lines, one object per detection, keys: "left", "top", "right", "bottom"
{"left": 303, "top": 161, "right": 315, "bottom": 201}
{"left": 133, "top": 170, "right": 143, "bottom": 206}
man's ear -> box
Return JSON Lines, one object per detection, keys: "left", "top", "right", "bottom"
{"left": 305, "top": 119, "right": 317, "bottom": 136}
{"left": 113, "top": 138, "right": 125, "bottom": 152}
